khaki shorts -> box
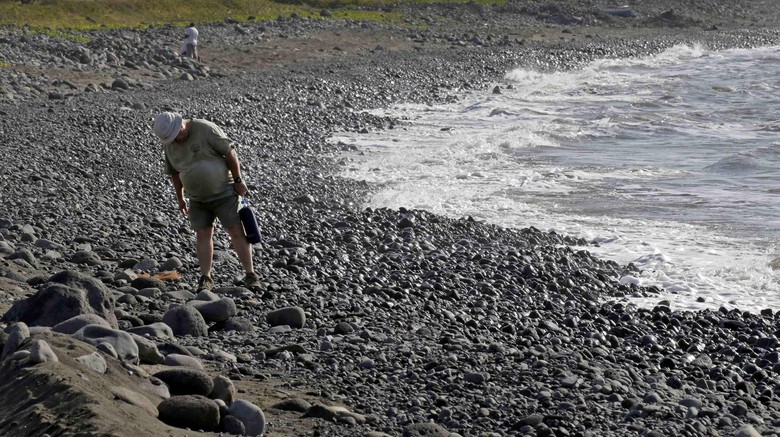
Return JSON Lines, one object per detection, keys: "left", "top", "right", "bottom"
{"left": 188, "top": 195, "right": 240, "bottom": 231}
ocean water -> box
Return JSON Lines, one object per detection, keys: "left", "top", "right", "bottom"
{"left": 333, "top": 44, "right": 780, "bottom": 314}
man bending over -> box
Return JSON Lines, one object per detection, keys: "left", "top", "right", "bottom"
{"left": 152, "top": 111, "right": 259, "bottom": 291}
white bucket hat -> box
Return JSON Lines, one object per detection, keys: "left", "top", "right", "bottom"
{"left": 153, "top": 112, "right": 183, "bottom": 145}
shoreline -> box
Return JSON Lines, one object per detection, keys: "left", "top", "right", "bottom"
{"left": 2, "top": 6, "right": 780, "bottom": 436}
{"left": 333, "top": 39, "right": 780, "bottom": 316}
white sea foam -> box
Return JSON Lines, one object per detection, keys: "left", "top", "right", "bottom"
{"left": 335, "top": 44, "right": 780, "bottom": 314}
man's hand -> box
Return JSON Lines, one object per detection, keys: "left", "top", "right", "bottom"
{"left": 171, "top": 174, "right": 187, "bottom": 216}
{"left": 178, "top": 198, "right": 189, "bottom": 216}
{"left": 233, "top": 181, "right": 249, "bottom": 197}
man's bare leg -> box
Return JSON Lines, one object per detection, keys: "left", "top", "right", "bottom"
{"left": 226, "top": 224, "right": 254, "bottom": 275}
{"left": 196, "top": 227, "right": 214, "bottom": 277}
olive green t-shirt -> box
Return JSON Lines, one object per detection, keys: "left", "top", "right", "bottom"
{"left": 164, "top": 119, "right": 235, "bottom": 202}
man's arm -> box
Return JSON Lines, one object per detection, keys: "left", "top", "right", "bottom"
{"left": 170, "top": 172, "right": 188, "bottom": 215}
{"left": 225, "top": 148, "right": 249, "bottom": 196}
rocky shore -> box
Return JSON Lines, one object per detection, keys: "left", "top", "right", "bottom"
{"left": 2, "top": 1, "right": 780, "bottom": 436}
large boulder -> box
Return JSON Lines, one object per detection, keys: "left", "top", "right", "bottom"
{"left": 30, "top": 340, "right": 59, "bottom": 364}
{"left": 72, "top": 324, "right": 139, "bottom": 363}
{"left": 52, "top": 314, "right": 112, "bottom": 334}
{"left": 209, "top": 375, "right": 236, "bottom": 405}
{"left": 128, "top": 332, "right": 165, "bottom": 364}
{"left": 228, "top": 399, "right": 266, "bottom": 436}
{"left": 1, "top": 322, "right": 29, "bottom": 360}
{"left": 162, "top": 305, "right": 208, "bottom": 337}
{"left": 157, "top": 395, "right": 219, "bottom": 431}
{"left": 154, "top": 368, "right": 214, "bottom": 396}
{"left": 266, "top": 306, "right": 305, "bottom": 329}
{"left": 164, "top": 353, "right": 204, "bottom": 369}
{"left": 2, "top": 270, "right": 117, "bottom": 328}
{"left": 190, "top": 298, "right": 237, "bottom": 323}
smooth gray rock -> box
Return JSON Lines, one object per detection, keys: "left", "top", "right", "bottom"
{"left": 164, "top": 290, "right": 196, "bottom": 300}
{"left": 194, "top": 290, "right": 220, "bottom": 302}
{"left": 190, "top": 298, "right": 237, "bottom": 323}
{"left": 266, "top": 306, "right": 306, "bottom": 329}
{"left": 97, "top": 342, "right": 119, "bottom": 359}
{"left": 73, "top": 324, "right": 138, "bottom": 363}
{"left": 30, "top": 339, "right": 58, "bottom": 364}
{"left": 9, "top": 248, "right": 38, "bottom": 268}
{"left": 70, "top": 250, "right": 101, "bottom": 265}
{"left": 157, "top": 342, "right": 193, "bottom": 357}
{"left": 133, "top": 259, "right": 158, "bottom": 272}
{"left": 34, "top": 239, "right": 64, "bottom": 250}
{"left": 137, "top": 287, "right": 161, "bottom": 298}
{"left": 126, "top": 322, "right": 174, "bottom": 340}
{"left": 222, "top": 317, "right": 254, "bottom": 332}
{"left": 164, "top": 353, "right": 204, "bottom": 369}
{"left": 735, "top": 426, "right": 762, "bottom": 437}
{"left": 1, "top": 322, "right": 29, "bottom": 360}
{"left": 52, "top": 314, "right": 111, "bottom": 334}
{"left": 130, "top": 277, "right": 166, "bottom": 291}
{"left": 228, "top": 399, "right": 266, "bottom": 437}
{"left": 214, "top": 286, "right": 253, "bottom": 299}
{"left": 5, "top": 350, "right": 30, "bottom": 365}
{"left": 272, "top": 398, "right": 311, "bottom": 412}
{"left": 159, "top": 256, "right": 183, "bottom": 271}
{"left": 139, "top": 376, "right": 171, "bottom": 400}
{"left": 162, "top": 305, "right": 208, "bottom": 337}
{"left": 209, "top": 375, "right": 236, "bottom": 405}
{"left": 304, "top": 404, "right": 367, "bottom": 424}
{"left": 128, "top": 333, "right": 164, "bottom": 364}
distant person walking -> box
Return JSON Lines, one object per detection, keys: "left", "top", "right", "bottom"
{"left": 152, "top": 112, "right": 259, "bottom": 291}
{"left": 182, "top": 22, "right": 199, "bottom": 61}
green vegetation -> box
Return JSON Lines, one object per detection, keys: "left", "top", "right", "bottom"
{"left": 329, "top": 10, "right": 403, "bottom": 23}
{"left": 0, "top": 0, "right": 505, "bottom": 30}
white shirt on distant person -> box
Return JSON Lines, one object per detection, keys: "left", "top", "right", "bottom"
{"left": 185, "top": 26, "right": 199, "bottom": 46}
{"left": 180, "top": 25, "right": 199, "bottom": 56}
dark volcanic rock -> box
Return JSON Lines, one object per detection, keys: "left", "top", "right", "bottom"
{"left": 162, "top": 305, "right": 209, "bottom": 337}
{"left": 2, "top": 271, "right": 117, "bottom": 328}
{"left": 157, "top": 395, "right": 220, "bottom": 431}
{"left": 154, "top": 368, "right": 214, "bottom": 396}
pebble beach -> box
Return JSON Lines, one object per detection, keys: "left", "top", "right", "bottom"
{"left": 2, "top": 1, "right": 780, "bottom": 436}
